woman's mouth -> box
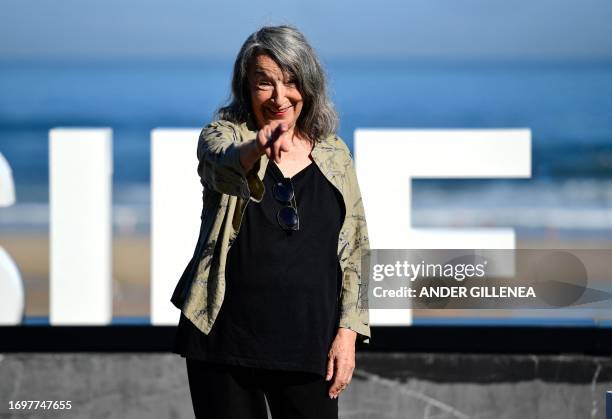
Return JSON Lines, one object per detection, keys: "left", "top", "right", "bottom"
{"left": 267, "top": 106, "right": 292, "bottom": 117}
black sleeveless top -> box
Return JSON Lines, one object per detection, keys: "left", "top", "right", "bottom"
{"left": 173, "top": 159, "right": 345, "bottom": 377}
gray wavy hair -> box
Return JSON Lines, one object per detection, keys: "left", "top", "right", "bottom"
{"left": 215, "top": 25, "right": 339, "bottom": 142}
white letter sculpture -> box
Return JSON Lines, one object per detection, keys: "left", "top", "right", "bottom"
{"left": 354, "top": 129, "right": 531, "bottom": 325}
{"left": 150, "top": 129, "right": 202, "bottom": 325}
{"left": 49, "top": 129, "right": 113, "bottom": 325}
{"left": 0, "top": 152, "right": 25, "bottom": 324}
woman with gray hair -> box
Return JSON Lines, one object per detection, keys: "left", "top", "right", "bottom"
{"left": 171, "top": 24, "right": 371, "bottom": 419}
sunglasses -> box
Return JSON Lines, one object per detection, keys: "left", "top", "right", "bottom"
{"left": 272, "top": 179, "right": 300, "bottom": 231}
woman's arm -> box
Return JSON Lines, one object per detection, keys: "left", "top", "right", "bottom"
{"left": 197, "top": 120, "right": 264, "bottom": 201}
{"left": 337, "top": 149, "right": 371, "bottom": 344}
{"left": 238, "top": 140, "right": 263, "bottom": 174}
{"left": 327, "top": 144, "right": 371, "bottom": 399}
{"left": 197, "top": 120, "right": 289, "bottom": 200}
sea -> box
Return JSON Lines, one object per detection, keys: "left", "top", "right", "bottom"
{"left": 1, "top": 59, "right": 611, "bottom": 237}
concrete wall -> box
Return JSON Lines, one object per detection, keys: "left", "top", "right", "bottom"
{"left": 1, "top": 353, "right": 610, "bottom": 418}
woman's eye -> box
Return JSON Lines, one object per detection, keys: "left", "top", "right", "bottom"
{"left": 257, "top": 81, "right": 272, "bottom": 88}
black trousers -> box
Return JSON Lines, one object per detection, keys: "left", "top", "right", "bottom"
{"left": 186, "top": 358, "right": 338, "bottom": 419}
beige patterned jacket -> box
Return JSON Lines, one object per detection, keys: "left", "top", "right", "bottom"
{"left": 170, "top": 118, "right": 371, "bottom": 344}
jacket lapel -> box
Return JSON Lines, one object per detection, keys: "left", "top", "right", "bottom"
{"left": 311, "top": 136, "right": 349, "bottom": 197}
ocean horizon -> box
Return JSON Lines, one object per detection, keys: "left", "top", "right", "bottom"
{"left": 1, "top": 59, "right": 611, "bottom": 236}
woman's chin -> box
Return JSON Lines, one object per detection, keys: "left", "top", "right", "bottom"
{"left": 263, "top": 118, "right": 295, "bottom": 130}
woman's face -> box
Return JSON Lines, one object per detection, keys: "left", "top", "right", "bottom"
{"left": 248, "top": 54, "right": 304, "bottom": 132}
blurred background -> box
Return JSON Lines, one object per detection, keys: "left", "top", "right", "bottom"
{"left": 1, "top": 0, "right": 611, "bottom": 321}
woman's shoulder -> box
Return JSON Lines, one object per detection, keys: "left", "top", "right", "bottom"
{"left": 200, "top": 119, "right": 254, "bottom": 143}
{"left": 202, "top": 119, "right": 240, "bottom": 133}
{"left": 319, "top": 133, "right": 353, "bottom": 161}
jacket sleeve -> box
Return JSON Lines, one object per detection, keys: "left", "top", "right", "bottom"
{"left": 337, "top": 150, "right": 371, "bottom": 345}
{"left": 197, "top": 120, "right": 265, "bottom": 202}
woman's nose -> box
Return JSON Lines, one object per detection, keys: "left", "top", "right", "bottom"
{"left": 272, "top": 84, "right": 286, "bottom": 105}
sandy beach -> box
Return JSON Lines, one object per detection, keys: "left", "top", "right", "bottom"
{"left": 2, "top": 232, "right": 611, "bottom": 319}
{"left": 2, "top": 232, "right": 150, "bottom": 317}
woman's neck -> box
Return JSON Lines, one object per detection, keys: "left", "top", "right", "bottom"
{"left": 286, "top": 128, "right": 312, "bottom": 149}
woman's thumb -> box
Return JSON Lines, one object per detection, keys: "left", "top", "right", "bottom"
{"left": 326, "top": 356, "right": 334, "bottom": 381}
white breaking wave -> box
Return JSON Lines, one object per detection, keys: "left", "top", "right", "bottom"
{"left": 1, "top": 179, "right": 611, "bottom": 233}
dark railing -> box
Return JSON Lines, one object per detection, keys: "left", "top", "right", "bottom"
{"left": 3, "top": 319, "right": 612, "bottom": 355}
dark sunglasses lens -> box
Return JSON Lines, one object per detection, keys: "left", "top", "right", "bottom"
{"left": 277, "top": 207, "right": 299, "bottom": 230}
{"left": 273, "top": 182, "right": 294, "bottom": 203}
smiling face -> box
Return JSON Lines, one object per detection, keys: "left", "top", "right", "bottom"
{"left": 247, "top": 54, "right": 304, "bottom": 133}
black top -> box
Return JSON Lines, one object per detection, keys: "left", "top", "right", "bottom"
{"left": 173, "top": 159, "right": 346, "bottom": 377}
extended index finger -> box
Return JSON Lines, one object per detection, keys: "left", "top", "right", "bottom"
{"left": 268, "top": 122, "right": 287, "bottom": 143}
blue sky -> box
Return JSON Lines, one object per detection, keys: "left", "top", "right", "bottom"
{"left": 1, "top": 0, "right": 612, "bottom": 61}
